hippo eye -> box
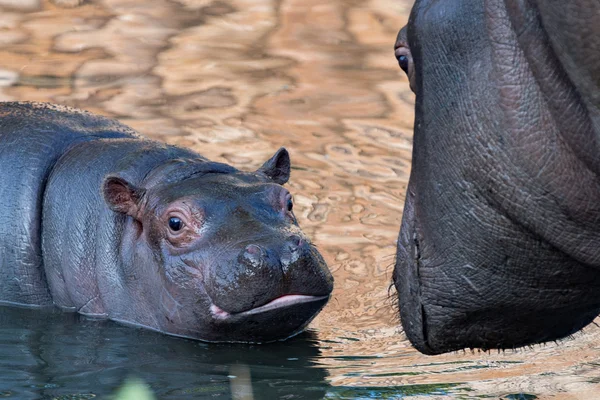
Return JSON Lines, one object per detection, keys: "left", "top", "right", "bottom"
{"left": 169, "top": 217, "right": 183, "bottom": 231}
{"left": 395, "top": 44, "right": 412, "bottom": 76}
{"left": 398, "top": 54, "right": 409, "bottom": 74}
{"left": 286, "top": 196, "right": 293, "bottom": 212}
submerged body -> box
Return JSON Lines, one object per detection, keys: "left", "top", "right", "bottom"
{"left": 394, "top": 0, "right": 600, "bottom": 354}
{"left": 0, "top": 101, "right": 333, "bottom": 343}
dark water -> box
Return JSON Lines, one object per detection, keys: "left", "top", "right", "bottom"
{"left": 0, "top": 306, "right": 460, "bottom": 399}
{"left": 0, "top": 305, "right": 326, "bottom": 399}
{"left": 2, "top": 0, "right": 600, "bottom": 398}
{"left": 4, "top": 305, "right": 600, "bottom": 399}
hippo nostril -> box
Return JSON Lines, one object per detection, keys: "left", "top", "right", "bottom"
{"left": 280, "top": 235, "right": 304, "bottom": 269}
{"left": 245, "top": 244, "right": 261, "bottom": 255}
{"left": 288, "top": 235, "right": 303, "bottom": 253}
{"left": 243, "top": 244, "right": 264, "bottom": 264}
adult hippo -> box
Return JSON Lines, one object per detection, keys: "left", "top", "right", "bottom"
{"left": 0, "top": 101, "right": 333, "bottom": 343}
{"left": 393, "top": 0, "right": 600, "bottom": 354}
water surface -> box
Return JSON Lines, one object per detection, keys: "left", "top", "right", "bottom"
{"left": 1, "top": 0, "right": 600, "bottom": 398}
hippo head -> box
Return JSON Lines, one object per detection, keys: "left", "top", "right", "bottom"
{"left": 393, "top": 0, "right": 600, "bottom": 354}
{"left": 102, "top": 148, "right": 333, "bottom": 343}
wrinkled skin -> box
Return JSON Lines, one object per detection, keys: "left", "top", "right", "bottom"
{"left": 0, "top": 102, "right": 333, "bottom": 343}
{"left": 393, "top": 0, "right": 600, "bottom": 354}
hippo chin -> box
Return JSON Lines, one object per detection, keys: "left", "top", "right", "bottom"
{"left": 394, "top": 0, "right": 600, "bottom": 354}
{"left": 0, "top": 101, "right": 333, "bottom": 343}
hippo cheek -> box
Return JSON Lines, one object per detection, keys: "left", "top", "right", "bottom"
{"left": 152, "top": 268, "right": 217, "bottom": 340}
{"left": 158, "top": 297, "right": 217, "bottom": 340}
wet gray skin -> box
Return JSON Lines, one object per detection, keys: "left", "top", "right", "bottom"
{"left": 393, "top": 0, "right": 600, "bottom": 354}
{"left": 0, "top": 101, "right": 333, "bottom": 343}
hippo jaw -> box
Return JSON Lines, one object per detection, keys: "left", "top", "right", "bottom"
{"left": 395, "top": 183, "right": 600, "bottom": 356}
{"left": 204, "top": 294, "right": 331, "bottom": 344}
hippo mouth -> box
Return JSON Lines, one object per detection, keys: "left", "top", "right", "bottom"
{"left": 210, "top": 294, "right": 329, "bottom": 320}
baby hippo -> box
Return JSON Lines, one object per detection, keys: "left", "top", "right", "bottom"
{"left": 0, "top": 102, "right": 333, "bottom": 343}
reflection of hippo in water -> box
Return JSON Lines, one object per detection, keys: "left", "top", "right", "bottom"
{"left": 0, "top": 102, "right": 333, "bottom": 343}
{"left": 0, "top": 306, "right": 330, "bottom": 399}
{"left": 394, "top": 0, "right": 600, "bottom": 354}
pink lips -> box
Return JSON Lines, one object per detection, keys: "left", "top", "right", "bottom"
{"left": 210, "top": 294, "right": 329, "bottom": 320}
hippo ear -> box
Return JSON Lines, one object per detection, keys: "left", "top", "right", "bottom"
{"left": 102, "top": 176, "right": 145, "bottom": 219}
{"left": 257, "top": 147, "right": 291, "bottom": 185}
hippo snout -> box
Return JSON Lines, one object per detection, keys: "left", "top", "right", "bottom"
{"left": 243, "top": 235, "right": 302, "bottom": 265}
{"left": 206, "top": 235, "right": 332, "bottom": 318}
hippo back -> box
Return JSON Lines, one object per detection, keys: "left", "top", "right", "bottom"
{"left": 0, "top": 102, "right": 139, "bottom": 306}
